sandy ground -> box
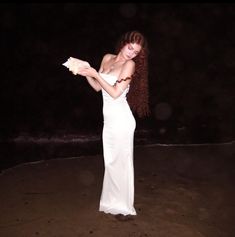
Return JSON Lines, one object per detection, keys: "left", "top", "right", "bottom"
{"left": 0, "top": 142, "right": 235, "bottom": 237}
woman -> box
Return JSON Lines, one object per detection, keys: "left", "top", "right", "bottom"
{"left": 69, "top": 30, "right": 149, "bottom": 221}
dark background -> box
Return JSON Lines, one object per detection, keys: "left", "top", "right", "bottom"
{"left": 1, "top": 3, "right": 234, "bottom": 145}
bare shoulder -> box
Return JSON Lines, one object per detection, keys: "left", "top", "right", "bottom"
{"left": 119, "top": 59, "right": 136, "bottom": 77}
{"left": 124, "top": 59, "right": 135, "bottom": 69}
{"left": 103, "top": 53, "right": 115, "bottom": 62}
{"left": 126, "top": 59, "right": 135, "bottom": 66}
{"left": 99, "top": 53, "right": 115, "bottom": 72}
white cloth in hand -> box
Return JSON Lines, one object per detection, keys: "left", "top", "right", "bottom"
{"left": 63, "top": 57, "right": 90, "bottom": 75}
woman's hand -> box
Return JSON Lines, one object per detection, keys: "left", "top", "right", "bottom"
{"left": 66, "top": 57, "right": 91, "bottom": 75}
{"left": 78, "top": 67, "right": 99, "bottom": 79}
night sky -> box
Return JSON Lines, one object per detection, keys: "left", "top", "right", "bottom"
{"left": 1, "top": 3, "right": 235, "bottom": 144}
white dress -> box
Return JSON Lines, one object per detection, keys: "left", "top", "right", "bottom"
{"left": 99, "top": 73, "right": 137, "bottom": 216}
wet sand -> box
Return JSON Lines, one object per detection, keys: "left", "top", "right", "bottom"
{"left": 0, "top": 142, "right": 235, "bottom": 237}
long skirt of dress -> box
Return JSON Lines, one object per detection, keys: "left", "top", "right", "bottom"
{"left": 99, "top": 98, "right": 137, "bottom": 216}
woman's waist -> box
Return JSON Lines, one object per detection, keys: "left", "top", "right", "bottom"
{"left": 103, "top": 98, "right": 130, "bottom": 108}
{"left": 103, "top": 106, "right": 134, "bottom": 120}
{"left": 103, "top": 112, "right": 136, "bottom": 127}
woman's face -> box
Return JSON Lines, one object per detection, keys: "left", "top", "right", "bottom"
{"left": 121, "top": 43, "right": 142, "bottom": 60}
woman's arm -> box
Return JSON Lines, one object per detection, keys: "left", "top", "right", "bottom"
{"left": 85, "top": 76, "right": 101, "bottom": 92}
{"left": 80, "top": 60, "right": 135, "bottom": 99}
{"left": 74, "top": 54, "right": 112, "bottom": 92}
{"left": 84, "top": 54, "right": 111, "bottom": 92}
{"left": 68, "top": 56, "right": 104, "bottom": 92}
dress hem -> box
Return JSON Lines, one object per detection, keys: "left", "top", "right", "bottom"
{"left": 99, "top": 205, "right": 137, "bottom": 216}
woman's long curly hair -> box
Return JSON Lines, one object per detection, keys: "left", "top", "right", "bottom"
{"left": 115, "top": 31, "right": 150, "bottom": 118}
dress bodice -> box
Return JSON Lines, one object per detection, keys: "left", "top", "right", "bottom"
{"left": 99, "top": 73, "right": 129, "bottom": 101}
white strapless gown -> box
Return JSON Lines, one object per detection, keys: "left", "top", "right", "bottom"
{"left": 99, "top": 73, "right": 137, "bottom": 216}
